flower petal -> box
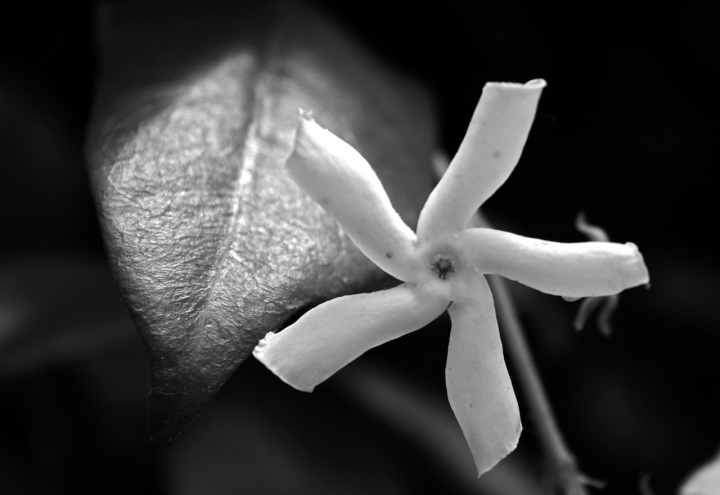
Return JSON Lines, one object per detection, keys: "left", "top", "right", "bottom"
{"left": 446, "top": 273, "right": 521, "bottom": 476}
{"left": 457, "top": 228, "right": 650, "bottom": 298}
{"left": 285, "top": 111, "right": 420, "bottom": 281}
{"left": 253, "top": 282, "right": 450, "bottom": 392}
{"left": 417, "top": 80, "right": 546, "bottom": 243}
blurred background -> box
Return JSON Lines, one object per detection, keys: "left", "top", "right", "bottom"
{"left": 1, "top": 1, "right": 718, "bottom": 493}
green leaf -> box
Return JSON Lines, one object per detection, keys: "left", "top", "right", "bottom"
{"left": 86, "top": 0, "right": 436, "bottom": 441}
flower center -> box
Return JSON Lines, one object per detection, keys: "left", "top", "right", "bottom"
{"left": 431, "top": 254, "right": 456, "bottom": 280}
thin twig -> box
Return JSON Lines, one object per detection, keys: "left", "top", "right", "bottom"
{"left": 488, "top": 271, "right": 592, "bottom": 495}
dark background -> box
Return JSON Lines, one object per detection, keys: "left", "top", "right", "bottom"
{"left": 1, "top": 1, "right": 718, "bottom": 493}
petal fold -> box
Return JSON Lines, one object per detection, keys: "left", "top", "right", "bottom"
{"left": 285, "top": 112, "right": 420, "bottom": 281}
{"left": 253, "top": 283, "right": 449, "bottom": 392}
{"left": 457, "top": 228, "right": 650, "bottom": 298}
{"left": 417, "top": 80, "right": 546, "bottom": 243}
{"left": 446, "top": 273, "right": 521, "bottom": 476}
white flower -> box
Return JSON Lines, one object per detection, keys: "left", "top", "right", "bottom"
{"left": 253, "top": 79, "right": 649, "bottom": 476}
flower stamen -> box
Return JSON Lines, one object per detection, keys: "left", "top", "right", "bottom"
{"left": 431, "top": 254, "right": 456, "bottom": 280}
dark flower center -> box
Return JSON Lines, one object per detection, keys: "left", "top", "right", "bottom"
{"left": 431, "top": 255, "right": 456, "bottom": 280}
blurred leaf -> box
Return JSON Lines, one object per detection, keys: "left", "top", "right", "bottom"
{"left": 681, "top": 448, "right": 720, "bottom": 495}
{"left": 0, "top": 255, "right": 136, "bottom": 379}
{"left": 86, "top": 0, "right": 436, "bottom": 441}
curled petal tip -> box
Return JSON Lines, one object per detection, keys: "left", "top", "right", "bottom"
{"left": 253, "top": 333, "right": 315, "bottom": 393}
{"left": 484, "top": 78, "right": 547, "bottom": 90}
{"left": 625, "top": 242, "right": 650, "bottom": 286}
{"left": 253, "top": 332, "right": 276, "bottom": 352}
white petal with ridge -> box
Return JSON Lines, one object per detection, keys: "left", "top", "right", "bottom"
{"left": 446, "top": 273, "right": 521, "bottom": 476}
{"left": 254, "top": 283, "right": 450, "bottom": 392}
{"left": 286, "top": 112, "right": 420, "bottom": 282}
{"left": 458, "top": 228, "right": 649, "bottom": 297}
{"left": 417, "top": 80, "right": 545, "bottom": 243}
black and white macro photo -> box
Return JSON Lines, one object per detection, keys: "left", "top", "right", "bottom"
{"left": 1, "top": 1, "right": 718, "bottom": 494}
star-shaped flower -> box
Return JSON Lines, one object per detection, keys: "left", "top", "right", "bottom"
{"left": 253, "top": 79, "right": 649, "bottom": 476}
